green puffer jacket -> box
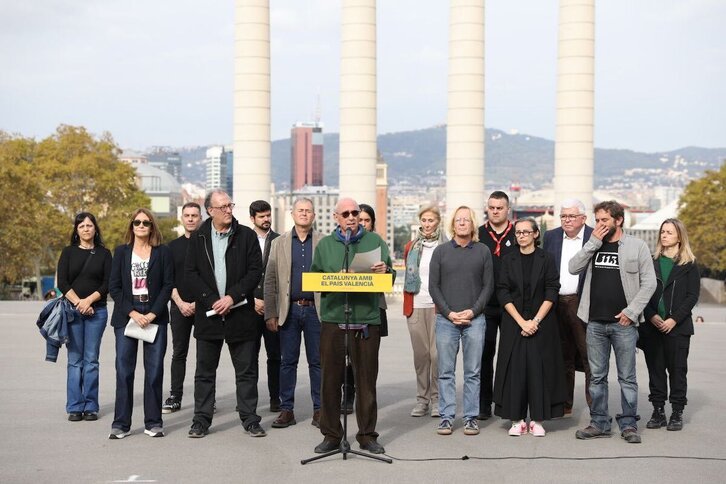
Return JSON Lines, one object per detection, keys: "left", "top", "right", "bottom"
{"left": 311, "top": 230, "right": 392, "bottom": 325}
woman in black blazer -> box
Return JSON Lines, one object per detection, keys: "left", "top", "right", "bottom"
{"left": 108, "top": 208, "right": 173, "bottom": 439}
{"left": 494, "top": 218, "right": 566, "bottom": 437}
{"left": 641, "top": 218, "right": 700, "bottom": 431}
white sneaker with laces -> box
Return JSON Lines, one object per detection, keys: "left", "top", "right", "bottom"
{"left": 144, "top": 427, "right": 165, "bottom": 438}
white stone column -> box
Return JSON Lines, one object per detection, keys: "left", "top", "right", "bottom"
{"left": 233, "top": 0, "right": 271, "bottom": 222}
{"left": 446, "top": 0, "right": 485, "bottom": 223}
{"left": 339, "top": 0, "right": 378, "bottom": 209}
{"left": 554, "top": 0, "right": 595, "bottom": 223}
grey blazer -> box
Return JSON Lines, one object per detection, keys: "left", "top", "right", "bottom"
{"left": 263, "top": 229, "right": 323, "bottom": 326}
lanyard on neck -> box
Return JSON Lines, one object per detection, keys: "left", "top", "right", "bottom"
{"left": 486, "top": 221, "right": 512, "bottom": 257}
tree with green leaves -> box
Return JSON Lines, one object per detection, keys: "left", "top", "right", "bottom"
{"left": 678, "top": 162, "right": 726, "bottom": 273}
{"left": 0, "top": 125, "right": 176, "bottom": 294}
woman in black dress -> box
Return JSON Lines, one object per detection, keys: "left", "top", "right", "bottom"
{"left": 494, "top": 217, "right": 566, "bottom": 436}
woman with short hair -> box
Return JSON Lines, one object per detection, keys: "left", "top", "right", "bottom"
{"left": 641, "top": 218, "right": 700, "bottom": 431}
{"left": 108, "top": 208, "right": 173, "bottom": 439}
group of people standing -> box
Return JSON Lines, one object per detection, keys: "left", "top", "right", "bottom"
{"left": 401, "top": 192, "right": 700, "bottom": 444}
{"left": 50, "top": 187, "right": 699, "bottom": 451}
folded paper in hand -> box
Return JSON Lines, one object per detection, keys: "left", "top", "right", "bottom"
{"left": 124, "top": 318, "right": 159, "bottom": 343}
{"left": 205, "top": 299, "right": 247, "bottom": 317}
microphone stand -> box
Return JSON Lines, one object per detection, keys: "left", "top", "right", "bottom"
{"left": 301, "top": 229, "right": 392, "bottom": 465}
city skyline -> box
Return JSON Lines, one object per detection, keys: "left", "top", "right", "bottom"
{"left": 2, "top": 0, "right": 724, "bottom": 153}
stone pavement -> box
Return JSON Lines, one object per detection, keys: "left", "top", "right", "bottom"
{"left": 1, "top": 301, "right": 725, "bottom": 483}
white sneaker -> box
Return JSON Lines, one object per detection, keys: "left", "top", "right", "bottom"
{"left": 108, "top": 428, "right": 131, "bottom": 440}
{"left": 410, "top": 402, "right": 429, "bottom": 417}
{"left": 144, "top": 427, "right": 165, "bottom": 438}
{"left": 508, "top": 420, "right": 527, "bottom": 436}
{"left": 529, "top": 421, "right": 546, "bottom": 437}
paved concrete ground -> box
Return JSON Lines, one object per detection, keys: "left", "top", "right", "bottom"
{"left": 1, "top": 301, "right": 725, "bottom": 483}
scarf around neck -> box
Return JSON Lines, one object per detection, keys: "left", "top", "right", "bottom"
{"left": 404, "top": 226, "right": 443, "bottom": 294}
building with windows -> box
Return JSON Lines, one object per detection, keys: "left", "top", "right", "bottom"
{"left": 290, "top": 122, "right": 324, "bottom": 190}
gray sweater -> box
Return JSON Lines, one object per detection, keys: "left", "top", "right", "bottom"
{"left": 428, "top": 240, "right": 494, "bottom": 317}
{"left": 569, "top": 233, "right": 657, "bottom": 324}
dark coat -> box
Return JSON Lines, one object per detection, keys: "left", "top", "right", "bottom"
{"left": 253, "top": 230, "right": 279, "bottom": 300}
{"left": 642, "top": 259, "right": 700, "bottom": 337}
{"left": 543, "top": 225, "right": 593, "bottom": 297}
{"left": 185, "top": 217, "right": 263, "bottom": 342}
{"left": 493, "top": 248, "right": 566, "bottom": 408}
{"left": 109, "top": 244, "right": 173, "bottom": 327}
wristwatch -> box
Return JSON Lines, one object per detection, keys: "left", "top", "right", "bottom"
{"left": 533, "top": 317, "right": 542, "bottom": 324}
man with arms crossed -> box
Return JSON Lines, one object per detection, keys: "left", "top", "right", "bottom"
{"left": 162, "top": 202, "right": 203, "bottom": 413}
{"left": 249, "top": 200, "right": 281, "bottom": 413}
{"left": 543, "top": 198, "right": 593, "bottom": 416}
{"left": 477, "top": 191, "right": 517, "bottom": 420}
{"left": 264, "top": 197, "right": 323, "bottom": 430}
{"left": 570, "top": 200, "right": 656, "bottom": 444}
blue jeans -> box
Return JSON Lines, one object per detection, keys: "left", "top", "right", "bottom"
{"left": 587, "top": 321, "right": 639, "bottom": 432}
{"left": 66, "top": 306, "right": 108, "bottom": 413}
{"left": 112, "top": 307, "right": 168, "bottom": 432}
{"left": 436, "top": 313, "right": 485, "bottom": 422}
{"left": 279, "top": 304, "right": 321, "bottom": 411}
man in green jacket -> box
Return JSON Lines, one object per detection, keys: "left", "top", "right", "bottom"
{"left": 310, "top": 197, "right": 392, "bottom": 455}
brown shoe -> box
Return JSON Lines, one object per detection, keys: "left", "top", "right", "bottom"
{"left": 311, "top": 410, "right": 320, "bottom": 428}
{"left": 272, "top": 410, "right": 296, "bottom": 428}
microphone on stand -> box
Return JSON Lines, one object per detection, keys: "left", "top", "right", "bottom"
{"left": 344, "top": 227, "right": 352, "bottom": 246}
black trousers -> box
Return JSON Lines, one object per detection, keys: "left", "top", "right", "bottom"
{"left": 193, "top": 338, "right": 261, "bottom": 429}
{"left": 639, "top": 325, "right": 690, "bottom": 410}
{"left": 254, "top": 314, "right": 281, "bottom": 403}
{"left": 556, "top": 295, "right": 592, "bottom": 410}
{"left": 480, "top": 311, "right": 502, "bottom": 408}
{"left": 169, "top": 304, "right": 194, "bottom": 398}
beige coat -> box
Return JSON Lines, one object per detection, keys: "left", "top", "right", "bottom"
{"left": 263, "top": 228, "right": 323, "bottom": 326}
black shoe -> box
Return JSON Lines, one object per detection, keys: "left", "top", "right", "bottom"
{"left": 360, "top": 440, "right": 385, "bottom": 454}
{"left": 667, "top": 410, "right": 683, "bottom": 431}
{"left": 82, "top": 411, "right": 98, "bottom": 421}
{"left": 188, "top": 422, "right": 209, "bottom": 438}
{"left": 245, "top": 422, "right": 267, "bottom": 437}
{"left": 621, "top": 428, "right": 642, "bottom": 444}
{"left": 646, "top": 406, "right": 667, "bottom": 429}
{"left": 68, "top": 412, "right": 83, "bottom": 422}
{"left": 270, "top": 399, "right": 281, "bottom": 413}
{"left": 162, "top": 396, "right": 181, "bottom": 414}
{"left": 314, "top": 439, "right": 339, "bottom": 453}
{"left": 477, "top": 405, "right": 492, "bottom": 421}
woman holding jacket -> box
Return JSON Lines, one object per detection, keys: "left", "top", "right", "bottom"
{"left": 108, "top": 208, "right": 173, "bottom": 439}
{"left": 641, "top": 218, "right": 700, "bottom": 431}
{"left": 56, "top": 212, "right": 112, "bottom": 421}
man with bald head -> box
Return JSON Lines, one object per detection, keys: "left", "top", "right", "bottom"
{"left": 310, "top": 197, "right": 393, "bottom": 455}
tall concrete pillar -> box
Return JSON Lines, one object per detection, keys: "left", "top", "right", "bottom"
{"left": 233, "top": 0, "right": 271, "bottom": 222}
{"left": 554, "top": 0, "right": 595, "bottom": 223}
{"left": 446, "top": 0, "right": 485, "bottom": 223}
{"left": 339, "top": 0, "right": 378, "bottom": 209}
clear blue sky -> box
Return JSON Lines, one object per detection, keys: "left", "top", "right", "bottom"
{"left": 1, "top": 0, "right": 724, "bottom": 152}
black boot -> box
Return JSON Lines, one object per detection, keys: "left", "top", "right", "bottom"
{"left": 646, "top": 406, "right": 667, "bottom": 429}
{"left": 667, "top": 409, "right": 683, "bottom": 431}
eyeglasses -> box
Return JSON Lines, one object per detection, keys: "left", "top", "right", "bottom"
{"left": 455, "top": 218, "right": 471, "bottom": 223}
{"left": 338, "top": 210, "right": 360, "bottom": 219}
{"left": 515, "top": 230, "right": 534, "bottom": 236}
{"left": 133, "top": 220, "right": 152, "bottom": 227}
{"left": 211, "top": 203, "right": 235, "bottom": 212}
{"left": 560, "top": 214, "right": 583, "bottom": 220}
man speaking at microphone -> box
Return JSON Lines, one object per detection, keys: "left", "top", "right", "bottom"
{"left": 310, "top": 197, "right": 393, "bottom": 455}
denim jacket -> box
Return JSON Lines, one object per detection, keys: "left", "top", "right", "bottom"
{"left": 36, "top": 297, "right": 76, "bottom": 362}
{"left": 569, "top": 233, "right": 657, "bottom": 325}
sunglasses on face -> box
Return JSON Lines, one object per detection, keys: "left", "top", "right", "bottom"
{"left": 338, "top": 210, "right": 360, "bottom": 219}
{"left": 132, "top": 220, "right": 152, "bottom": 227}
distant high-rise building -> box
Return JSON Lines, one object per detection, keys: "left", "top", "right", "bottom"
{"left": 146, "top": 147, "right": 182, "bottom": 182}
{"left": 205, "top": 146, "right": 227, "bottom": 190}
{"left": 290, "top": 122, "right": 324, "bottom": 189}
{"left": 224, "top": 149, "right": 234, "bottom": 196}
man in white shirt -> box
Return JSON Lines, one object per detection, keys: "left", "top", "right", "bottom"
{"left": 543, "top": 198, "right": 593, "bottom": 415}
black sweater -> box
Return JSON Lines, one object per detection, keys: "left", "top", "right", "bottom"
{"left": 56, "top": 245, "right": 112, "bottom": 303}
{"left": 643, "top": 260, "right": 700, "bottom": 336}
